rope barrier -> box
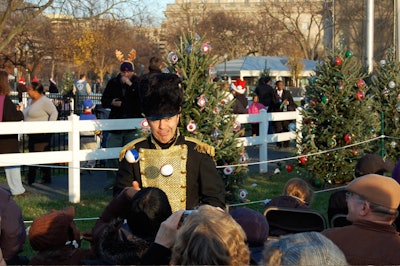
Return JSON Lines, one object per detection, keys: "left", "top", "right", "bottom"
{"left": 10, "top": 134, "right": 392, "bottom": 223}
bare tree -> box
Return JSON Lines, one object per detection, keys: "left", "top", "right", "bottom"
{"left": 262, "top": 0, "right": 327, "bottom": 60}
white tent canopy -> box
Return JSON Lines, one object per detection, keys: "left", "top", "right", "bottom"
{"left": 215, "top": 56, "right": 316, "bottom": 79}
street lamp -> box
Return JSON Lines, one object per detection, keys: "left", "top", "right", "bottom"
{"left": 24, "top": 43, "right": 30, "bottom": 84}
{"left": 223, "top": 53, "right": 228, "bottom": 81}
{"left": 13, "top": 48, "right": 17, "bottom": 91}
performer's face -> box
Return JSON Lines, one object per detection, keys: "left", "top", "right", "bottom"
{"left": 148, "top": 114, "right": 180, "bottom": 144}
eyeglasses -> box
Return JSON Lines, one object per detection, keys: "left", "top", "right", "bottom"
{"left": 345, "top": 192, "right": 366, "bottom": 202}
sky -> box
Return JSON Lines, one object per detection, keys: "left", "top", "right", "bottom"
{"left": 146, "top": 0, "right": 175, "bottom": 25}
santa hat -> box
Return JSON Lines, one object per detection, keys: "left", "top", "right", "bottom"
{"left": 19, "top": 77, "right": 26, "bottom": 85}
{"left": 230, "top": 78, "right": 246, "bottom": 94}
{"left": 32, "top": 76, "right": 39, "bottom": 83}
{"left": 50, "top": 78, "right": 56, "bottom": 85}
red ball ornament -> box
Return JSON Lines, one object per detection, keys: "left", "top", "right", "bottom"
{"left": 286, "top": 164, "right": 294, "bottom": 173}
{"left": 344, "top": 133, "right": 353, "bottom": 144}
{"left": 299, "top": 156, "right": 308, "bottom": 165}
{"left": 356, "top": 79, "right": 366, "bottom": 88}
{"left": 334, "top": 57, "right": 342, "bottom": 66}
{"left": 352, "top": 148, "right": 358, "bottom": 156}
{"left": 355, "top": 90, "right": 365, "bottom": 101}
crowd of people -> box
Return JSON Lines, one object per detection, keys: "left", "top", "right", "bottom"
{"left": 2, "top": 152, "right": 400, "bottom": 265}
{"left": 2, "top": 60, "right": 400, "bottom": 264}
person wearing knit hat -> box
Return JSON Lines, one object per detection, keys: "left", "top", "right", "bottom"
{"left": 101, "top": 52, "right": 142, "bottom": 191}
{"left": 28, "top": 206, "right": 95, "bottom": 264}
{"left": 80, "top": 99, "right": 100, "bottom": 172}
{"left": 230, "top": 207, "right": 269, "bottom": 264}
{"left": 261, "top": 231, "right": 348, "bottom": 266}
{"left": 115, "top": 73, "right": 225, "bottom": 211}
{"left": 322, "top": 174, "right": 400, "bottom": 265}
{"left": 327, "top": 153, "right": 395, "bottom": 226}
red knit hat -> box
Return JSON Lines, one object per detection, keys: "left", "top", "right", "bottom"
{"left": 29, "top": 206, "right": 80, "bottom": 251}
{"left": 19, "top": 77, "right": 25, "bottom": 85}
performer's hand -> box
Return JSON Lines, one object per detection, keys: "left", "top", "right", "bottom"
{"left": 124, "top": 181, "right": 141, "bottom": 199}
{"left": 154, "top": 210, "right": 185, "bottom": 249}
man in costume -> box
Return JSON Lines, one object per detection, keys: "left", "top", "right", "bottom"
{"left": 115, "top": 73, "right": 225, "bottom": 211}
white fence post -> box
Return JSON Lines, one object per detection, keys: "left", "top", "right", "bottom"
{"left": 68, "top": 114, "right": 81, "bottom": 203}
{"left": 259, "top": 109, "right": 268, "bottom": 173}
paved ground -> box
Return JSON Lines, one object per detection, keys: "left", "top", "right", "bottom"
{"left": 0, "top": 143, "right": 296, "bottom": 200}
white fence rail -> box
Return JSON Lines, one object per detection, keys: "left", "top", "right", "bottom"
{"left": 0, "top": 109, "right": 302, "bottom": 203}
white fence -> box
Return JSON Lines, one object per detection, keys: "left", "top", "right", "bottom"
{"left": 0, "top": 109, "right": 302, "bottom": 203}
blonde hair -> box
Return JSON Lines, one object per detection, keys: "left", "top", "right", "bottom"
{"left": 172, "top": 205, "right": 250, "bottom": 265}
{"left": 283, "top": 178, "right": 314, "bottom": 205}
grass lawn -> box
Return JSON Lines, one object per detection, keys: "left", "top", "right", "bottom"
{"left": 2, "top": 168, "right": 338, "bottom": 259}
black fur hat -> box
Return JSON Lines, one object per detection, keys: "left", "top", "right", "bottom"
{"left": 141, "top": 73, "right": 183, "bottom": 121}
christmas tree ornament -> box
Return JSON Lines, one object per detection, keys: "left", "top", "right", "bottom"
{"left": 167, "top": 52, "right": 178, "bottom": 64}
{"left": 396, "top": 104, "right": 400, "bottom": 113}
{"left": 311, "top": 99, "right": 318, "bottom": 105}
{"left": 384, "top": 89, "right": 390, "bottom": 96}
{"left": 185, "top": 45, "right": 193, "bottom": 54}
{"left": 223, "top": 166, "right": 234, "bottom": 175}
{"left": 141, "top": 119, "right": 149, "bottom": 130}
{"left": 397, "top": 93, "right": 400, "bottom": 99}
{"left": 160, "top": 164, "right": 174, "bottom": 176}
{"left": 125, "top": 149, "right": 139, "bottom": 163}
{"left": 333, "top": 56, "right": 342, "bottom": 66}
{"left": 299, "top": 156, "right": 308, "bottom": 165}
{"left": 238, "top": 189, "right": 248, "bottom": 200}
{"left": 344, "top": 133, "right": 353, "bottom": 144}
{"left": 186, "top": 120, "right": 197, "bottom": 132}
{"left": 395, "top": 116, "right": 400, "bottom": 122}
{"left": 355, "top": 90, "right": 365, "bottom": 101}
{"left": 345, "top": 50, "right": 353, "bottom": 58}
{"left": 196, "top": 94, "right": 208, "bottom": 109}
{"left": 352, "top": 148, "right": 358, "bottom": 156}
{"left": 251, "top": 183, "right": 257, "bottom": 187}
{"left": 213, "top": 106, "right": 221, "bottom": 114}
{"left": 232, "top": 120, "right": 241, "bottom": 132}
{"left": 380, "top": 59, "right": 386, "bottom": 66}
{"left": 201, "top": 42, "right": 211, "bottom": 53}
{"left": 336, "top": 81, "right": 344, "bottom": 90}
{"left": 356, "top": 79, "right": 366, "bottom": 88}
{"left": 239, "top": 152, "right": 248, "bottom": 163}
{"left": 195, "top": 33, "right": 201, "bottom": 41}
{"left": 286, "top": 163, "right": 294, "bottom": 173}
{"left": 389, "top": 81, "right": 396, "bottom": 89}
{"left": 327, "top": 137, "right": 337, "bottom": 148}
{"left": 310, "top": 76, "right": 317, "bottom": 84}
{"left": 211, "top": 128, "right": 222, "bottom": 141}
{"left": 391, "top": 141, "right": 397, "bottom": 148}
{"left": 314, "top": 179, "right": 322, "bottom": 187}
{"left": 321, "top": 95, "right": 329, "bottom": 104}
{"left": 274, "top": 168, "right": 281, "bottom": 174}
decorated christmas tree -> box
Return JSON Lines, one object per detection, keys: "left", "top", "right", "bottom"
{"left": 163, "top": 32, "right": 248, "bottom": 201}
{"left": 371, "top": 48, "right": 400, "bottom": 161}
{"left": 298, "top": 49, "right": 380, "bottom": 185}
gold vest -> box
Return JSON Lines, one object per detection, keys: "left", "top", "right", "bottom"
{"left": 139, "top": 144, "right": 188, "bottom": 212}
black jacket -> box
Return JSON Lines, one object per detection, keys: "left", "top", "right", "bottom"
{"left": 101, "top": 74, "right": 142, "bottom": 119}
{"left": 115, "top": 135, "right": 226, "bottom": 209}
